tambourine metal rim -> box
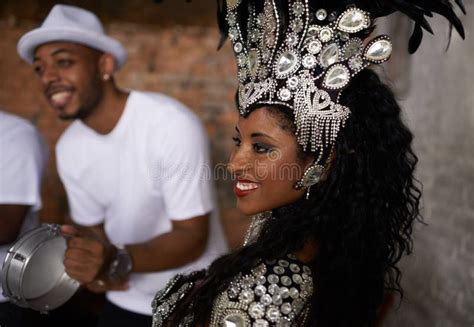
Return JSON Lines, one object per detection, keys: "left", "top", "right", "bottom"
{"left": 1, "top": 224, "right": 80, "bottom": 313}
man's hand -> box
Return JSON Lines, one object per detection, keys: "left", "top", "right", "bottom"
{"left": 61, "top": 225, "right": 114, "bottom": 284}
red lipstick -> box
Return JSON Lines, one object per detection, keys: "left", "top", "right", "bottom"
{"left": 234, "top": 179, "right": 260, "bottom": 198}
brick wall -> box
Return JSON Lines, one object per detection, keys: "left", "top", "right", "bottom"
{"left": 0, "top": 2, "right": 246, "bottom": 248}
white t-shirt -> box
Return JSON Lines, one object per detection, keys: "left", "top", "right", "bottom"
{"left": 56, "top": 91, "right": 227, "bottom": 315}
{"left": 0, "top": 111, "right": 47, "bottom": 302}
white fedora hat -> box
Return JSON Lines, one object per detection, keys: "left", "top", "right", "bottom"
{"left": 17, "top": 4, "right": 127, "bottom": 70}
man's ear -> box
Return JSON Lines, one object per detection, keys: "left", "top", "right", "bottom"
{"left": 99, "top": 53, "right": 116, "bottom": 78}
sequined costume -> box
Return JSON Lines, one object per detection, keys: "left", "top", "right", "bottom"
{"left": 152, "top": 254, "right": 313, "bottom": 326}
{"left": 151, "top": 0, "right": 464, "bottom": 325}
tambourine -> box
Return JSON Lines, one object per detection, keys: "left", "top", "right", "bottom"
{"left": 1, "top": 224, "right": 80, "bottom": 313}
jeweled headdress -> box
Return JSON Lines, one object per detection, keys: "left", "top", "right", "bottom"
{"left": 219, "top": 0, "right": 465, "bottom": 166}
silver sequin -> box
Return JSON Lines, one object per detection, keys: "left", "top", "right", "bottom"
{"left": 272, "top": 293, "right": 283, "bottom": 305}
{"left": 276, "top": 317, "right": 292, "bottom": 327}
{"left": 268, "top": 284, "right": 280, "bottom": 295}
{"left": 273, "top": 266, "right": 286, "bottom": 275}
{"left": 289, "top": 287, "right": 299, "bottom": 299}
{"left": 256, "top": 275, "right": 267, "bottom": 285}
{"left": 266, "top": 306, "right": 281, "bottom": 322}
{"left": 260, "top": 294, "right": 273, "bottom": 306}
{"left": 267, "top": 274, "right": 279, "bottom": 284}
{"left": 278, "top": 260, "right": 290, "bottom": 268}
{"left": 241, "top": 275, "right": 256, "bottom": 289}
{"left": 255, "top": 285, "right": 267, "bottom": 297}
{"left": 253, "top": 319, "right": 269, "bottom": 327}
{"left": 293, "top": 299, "right": 305, "bottom": 314}
{"left": 228, "top": 285, "right": 240, "bottom": 299}
{"left": 249, "top": 302, "right": 265, "bottom": 319}
{"left": 281, "top": 302, "right": 292, "bottom": 315}
{"left": 289, "top": 264, "right": 301, "bottom": 273}
{"left": 239, "top": 290, "right": 255, "bottom": 304}
{"left": 316, "top": 9, "right": 327, "bottom": 21}
{"left": 281, "top": 276, "right": 292, "bottom": 287}
{"left": 279, "top": 287, "right": 290, "bottom": 299}
{"left": 292, "top": 274, "right": 303, "bottom": 284}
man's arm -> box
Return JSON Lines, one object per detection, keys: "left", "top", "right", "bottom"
{"left": 128, "top": 214, "right": 209, "bottom": 272}
{"left": 0, "top": 205, "right": 30, "bottom": 244}
{"left": 61, "top": 213, "right": 209, "bottom": 283}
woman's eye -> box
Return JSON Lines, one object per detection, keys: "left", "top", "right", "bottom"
{"left": 232, "top": 136, "right": 241, "bottom": 146}
{"left": 253, "top": 143, "right": 272, "bottom": 154}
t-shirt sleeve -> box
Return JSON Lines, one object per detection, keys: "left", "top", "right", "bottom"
{"left": 0, "top": 127, "right": 47, "bottom": 210}
{"left": 152, "top": 113, "right": 214, "bottom": 220}
{"left": 56, "top": 145, "right": 105, "bottom": 226}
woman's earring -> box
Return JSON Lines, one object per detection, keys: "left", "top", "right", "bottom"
{"left": 103, "top": 73, "right": 110, "bottom": 81}
{"left": 294, "top": 164, "right": 324, "bottom": 199}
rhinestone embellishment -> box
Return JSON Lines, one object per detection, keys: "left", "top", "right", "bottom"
{"left": 223, "top": 312, "right": 248, "bottom": 327}
{"left": 249, "top": 302, "right": 265, "bottom": 319}
{"left": 292, "top": 2, "right": 304, "bottom": 16}
{"left": 315, "top": 9, "right": 327, "bottom": 21}
{"left": 226, "top": 0, "right": 392, "bottom": 167}
{"left": 287, "top": 76, "right": 299, "bottom": 90}
{"left": 349, "top": 56, "right": 364, "bottom": 70}
{"left": 266, "top": 306, "right": 281, "bottom": 322}
{"left": 364, "top": 36, "right": 392, "bottom": 63}
{"left": 276, "top": 50, "right": 300, "bottom": 78}
{"left": 337, "top": 8, "right": 370, "bottom": 33}
{"left": 319, "top": 43, "right": 339, "bottom": 67}
{"left": 255, "top": 285, "right": 267, "bottom": 297}
{"left": 234, "top": 42, "right": 243, "bottom": 53}
{"left": 307, "top": 40, "right": 322, "bottom": 54}
{"left": 208, "top": 255, "right": 313, "bottom": 327}
{"left": 278, "top": 88, "right": 292, "bottom": 101}
{"left": 248, "top": 49, "right": 260, "bottom": 78}
{"left": 302, "top": 54, "right": 317, "bottom": 69}
{"left": 318, "top": 28, "right": 333, "bottom": 43}
{"left": 323, "top": 64, "right": 350, "bottom": 90}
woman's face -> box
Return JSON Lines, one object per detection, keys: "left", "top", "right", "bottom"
{"left": 227, "top": 107, "right": 312, "bottom": 216}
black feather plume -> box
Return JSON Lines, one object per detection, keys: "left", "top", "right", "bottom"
{"left": 217, "top": 0, "right": 466, "bottom": 53}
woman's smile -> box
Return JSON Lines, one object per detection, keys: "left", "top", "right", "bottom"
{"left": 227, "top": 107, "right": 312, "bottom": 215}
{"left": 234, "top": 178, "right": 260, "bottom": 197}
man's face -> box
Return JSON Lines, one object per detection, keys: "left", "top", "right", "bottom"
{"left": 33, "top": 42, "right": 104, "bottom": 120}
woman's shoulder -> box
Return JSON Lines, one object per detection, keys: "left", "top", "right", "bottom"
{"left": 151, "top": 255, "right": 314, "bottom": 326}
{"left": 151, "top": 273, "right": 198, "bottom": 327}
{"left": 209, "top": 253, "right": 314, "bottom": 326}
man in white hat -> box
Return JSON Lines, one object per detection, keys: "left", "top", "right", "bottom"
{"left": 17, "top": 4, "right": 227, "bottom": 326}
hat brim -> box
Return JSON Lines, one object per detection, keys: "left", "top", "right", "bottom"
{"left": 17, "top": 27, "right": 127, "bottom": 70}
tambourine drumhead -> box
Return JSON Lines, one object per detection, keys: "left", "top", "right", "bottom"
{"left": 1, "top": 224, "right": 80, "bottom": 312}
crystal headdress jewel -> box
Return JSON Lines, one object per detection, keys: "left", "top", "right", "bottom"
{"left": 225, "top": 0, "right": 393, "bottom": 163}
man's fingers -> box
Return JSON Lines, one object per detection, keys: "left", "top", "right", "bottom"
{"left": 64, "top": 247, "right": 105, "bottom": 283}
{"left": 67, "top": 236, "right": 105, "bottom": 254}
{"left": 64, "top": 247, "right": 103, "bottom": 265}
{"left": 64, "top": 256, "right": 100, "bottom": 273}
{"left": 64, "top": 262, "right": 100, "bottom": 283}
{"left": 61, "top": 224, "right": 100, "bottom": 241}
{"left": 60, "top": 224, "right": 79, "bottom": 237}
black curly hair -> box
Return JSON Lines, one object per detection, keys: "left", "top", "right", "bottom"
{"left": 166, "top": 68, "right": 422, "bottom": 326}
